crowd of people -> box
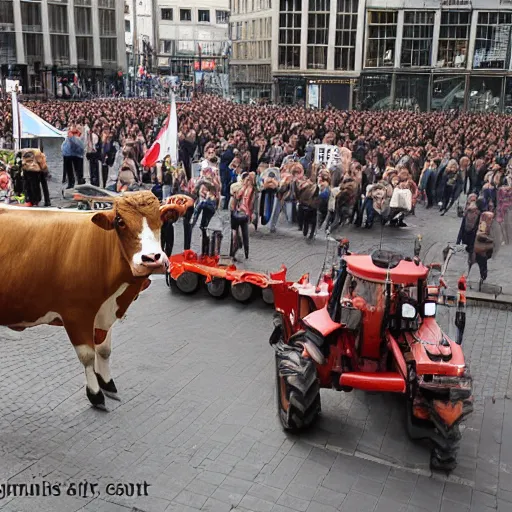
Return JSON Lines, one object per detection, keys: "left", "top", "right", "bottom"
{"left": 1, "top": 94, "right": 512, "bottom": 279}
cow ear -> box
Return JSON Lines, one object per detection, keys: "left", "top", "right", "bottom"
{"left": 91, "top": 210, "right": 116, "bottom": 231}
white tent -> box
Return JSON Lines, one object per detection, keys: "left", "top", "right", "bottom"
{"left": 11, "top": 92, "right": 65, "bottom": 151}
{"left": 18, "top": 103, "right": 66, "bottom": 139}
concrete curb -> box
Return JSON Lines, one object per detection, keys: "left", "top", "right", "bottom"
{"left": 466, "top": 290, "right": 512, "bottom": 310}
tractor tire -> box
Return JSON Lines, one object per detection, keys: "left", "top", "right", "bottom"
{"left": 274, "top": 340, "right": 321, "bottom": 432}
{"left": 261, "top": 287, "right": 275, "bottom": 305}
{"left": 175, "top": 272, "right": 200, "bottom": 294}
{"left": 206, "top": 278, "right": 230, "bottom": 298}
{"left": 231, "top": 282, "right": 254, "bottom": 303}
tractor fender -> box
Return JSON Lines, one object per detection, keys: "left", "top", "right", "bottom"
{"left": 302, "top": 307, "right": 343, "bottom": 337}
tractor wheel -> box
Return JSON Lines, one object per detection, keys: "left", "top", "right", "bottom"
{"left": 231, "top": 282, "right": 254, "bottom": 302}
{"left": 261, "top": 287, "right": 274, "bottom": 305}
{"left": 275, "top": 341, "right": 321, "bottom": 432}
{"left": 206, "top": 278, "right": 229, "bottom": 298}
{"left": 175, "top": 272, "right": 200, "bottom": 294}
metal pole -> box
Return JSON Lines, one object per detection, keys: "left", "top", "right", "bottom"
{"left": 132, "top": 0, "right": 138, "bottom": 97}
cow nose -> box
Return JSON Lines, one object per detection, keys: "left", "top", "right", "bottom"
{"left": 141, "top": 253, "right": 161, "bottom": 263}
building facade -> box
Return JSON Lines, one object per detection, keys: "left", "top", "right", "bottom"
{"left": 0, "top": 0, "right": 126, "bottom": 96}
{"left": 155, "top": 0, "right": 230, "bottom": 93}
{"left": 229, "top": 0, "right": 272, "bottom": 102}
{"left": 230, "top": 0, "right": 512, "bottom": 111}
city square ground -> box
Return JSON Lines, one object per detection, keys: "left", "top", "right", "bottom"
{"left": 1, "top": 141, "right": 512, "bottom": 512}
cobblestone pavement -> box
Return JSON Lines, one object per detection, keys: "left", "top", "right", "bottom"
{"left": 1, "top": 142, "right": 512, "bottom": 511}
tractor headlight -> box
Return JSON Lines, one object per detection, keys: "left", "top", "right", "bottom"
{"left": 424, "top": 302, "right": 437, "bottom": 317}
{"left": 402, "top": 303, "right": 416, "bottom": 319}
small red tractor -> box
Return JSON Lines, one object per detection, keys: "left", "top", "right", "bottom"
{"left": 270, "top": 239, "right": 473, "bottom": 471}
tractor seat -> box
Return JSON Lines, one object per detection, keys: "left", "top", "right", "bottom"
{"left": 303, "top": 307, "right": 342, "bottom": 337}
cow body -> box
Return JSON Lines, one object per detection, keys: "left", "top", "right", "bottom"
{"left": 0, "top": 192, "right": 177, "bottom": 410}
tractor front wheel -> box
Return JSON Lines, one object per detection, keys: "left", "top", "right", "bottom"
{"left": 274, "top": 340, "right": 321, "bottom": 432}
{"left": 175, "top": 272, "right": 200, "bottom": 294}
{"left": 206, "top": 278, "right": 229, "bottom": 298}
{"left": 231, "top": 282, "right": 254, "bottom": 302}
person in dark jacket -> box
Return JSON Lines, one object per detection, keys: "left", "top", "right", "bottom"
{"left": 220, "top": 143, "right": 235, "bottom": 209}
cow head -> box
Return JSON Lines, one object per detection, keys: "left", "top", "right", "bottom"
{"left": 91, "top": 191, "right": 173, "bottom": 277}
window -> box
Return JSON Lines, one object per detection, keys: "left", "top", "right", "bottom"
{"left": 437, "top": 11, "right": 470, "bottom": 68}
{"left": 99, "top": 8, "right": 116, "bottom": 36}
{"left": 0, "top": 1, "right": 15, "bottom": 26}
{"left": 125, "top": 19, "right": 130, "bottom": 32}
{"left": 473, "top": 12, "right": 512, "bottom": 70}
{"left": 400, "top": 11, "right": 434, "bottom": 67}
{"left": 48, "top": 4, "right": 68, "bottom": 33}
{"left": 307, "top": 0, "right": 329, "bottom": 69}
{"left": 180, "top": 8, "right": 191, "bottom": 21}
{"left": 21, "top": 1, "right": 42, "bottom": 32}
{"left": 358, "top": 74, "right": 392, "bottom": 110}
{"left": 161, "top": 8, "right": 173, "bottom": 20}
{"left": 160, "top": 39, "right": 175, "bottom": 54}
{"left": 468, "top": 76, "right": 503, "bottom": 112}
{"left": 100, "top": 37, "right": 116, "bottom": 62}
{"left": 198, "top": 9, "right": 210, "bottom": 22}
{"left": 75, "top": 6, "right": 92, "bottom": 34}
{"left": 365, "top": 10, "right": 398, "bottom": 67}
{"left": 216, "top": 10, "right": 229, "bottom": 23}
{"left": 335, "top": 0, "right": 358, "bottom": 71}
{"left": 51, "top": 34, "right": 69, "bottom": 65}
{"left": 431, "top": 75, "right": 465, "bottom": 111}
{"left": 395, "top": 74, "right": 430, "bottom": 111}
{"left": 278, "top": 0, "right": 301, "bottom": 69}
{"left": 75, "top": 0, "right": 91, "bottom": 5}
{"left": 0, "top": 33, "right": 16, "bottom": 64}
{"left": 98, "top": 0, "right": 114, "bottom": 7}
{"left": 77, "top": 36, "right": 93, "bottom": 64}
{"left": 23, "top": 33, "right": 43, "bottom": 62}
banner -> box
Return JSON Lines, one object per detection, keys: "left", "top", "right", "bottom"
{"left": 11, "top": 91, "right": 21, "bottom": 150}
{"left": 314, "top": 144, "right": 337, "bottom": 163}
{"left": 308, "top": 84, "right": 319, "bottom": 108}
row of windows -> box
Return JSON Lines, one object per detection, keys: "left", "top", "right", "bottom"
{"left": 159, "top": 40, "right": 227, "bottom": 56}
{"left": 1, "top": 1, "right": 113, "bottom": 38}
{"left": 231, "top": 18, "right": 272, "bottom": 41}
{"left": 359, "top": 74, "right": 512, "bottom": 114}
{"left": 230, "top": 64, "right": 271, "bottom": 83}
{"left": 0, "top": 33, "right": 112, "bottom": 66}
{"left": 231, "top": 0, "right": 272, "bottom": 15}
{"left": 160, "top": 8, "right": 229, "bottom": 24}
{"left": 233, "top": 40, "right": 271, "bottom": 59}
{"left": 277, "top": 9, "right": 512, "bottom": 71}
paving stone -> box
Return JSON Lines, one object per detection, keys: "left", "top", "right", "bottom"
{"left": 247, "top": 483, "right": 282, "bottom": 503}
{"left": 312, "top": 486, "right": 346, "bottom": 509}
{"left": 443, "top": 482, "right": 472, "bottom": 507}
{"left": 339, "top": 490, "right": 378, "bottom": 512}
{"left": 409, "top": 476, "right": 444, "bottom": 510}
{"left": 201, "top": 497, "right": 233, "bottom": 512}
{"left": 174, "top": 490, "right": 208, "bottom": 509}
{"left": 381, "top": 476, "right": 415, "bottom": 504}
{"left": 375, "top": 496, "right": 408, "bottom": 512}
{"left": 306, "top": 502, "right": 338, "bottom": 512}
{"left": 352, "top": 475, "right": 385, "bottom": 497}
{"left": 275, "top": 492, "right": 310, "bottom": 512}
{"left": 238, "top": 494, "right": 275, "bottom": 512}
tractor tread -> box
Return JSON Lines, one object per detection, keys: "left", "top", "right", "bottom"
{"left": 275, "top": 343, "right": 321, "bottom": 432}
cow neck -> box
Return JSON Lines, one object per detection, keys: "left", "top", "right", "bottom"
{"left": 112, "top": 221, "right": 144, "bottom": 285}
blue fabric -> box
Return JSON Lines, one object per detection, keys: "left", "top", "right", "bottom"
{"left": 61, "top": 136, "right": 84, "bottom": 158}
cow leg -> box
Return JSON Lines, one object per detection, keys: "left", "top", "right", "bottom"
{"left": 94, "top": 329, "right": 119, "bottom": 400}
{"left": 65, "top": 322, "right": 106, "bottom": 410}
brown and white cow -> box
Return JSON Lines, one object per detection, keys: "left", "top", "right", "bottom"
{"left": 0, "top": 191, "right": 180, "bottom": 410}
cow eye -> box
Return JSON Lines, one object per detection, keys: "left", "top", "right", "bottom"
{"left": 116, "top": 216, "right": 125, "bottom": 228}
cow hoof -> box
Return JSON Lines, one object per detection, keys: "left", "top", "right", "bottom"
{"left": 95, "top": 372, "right": 118, "bottom": 393}
{"left": 86, "top": 387, "right": 107, "bottom": 411}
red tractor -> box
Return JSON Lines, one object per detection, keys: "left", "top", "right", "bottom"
{"left": 270, "top": 239, "right": 473, "bottom": 471}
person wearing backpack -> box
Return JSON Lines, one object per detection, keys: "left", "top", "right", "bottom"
{"left": 86, "top": 123, "right": 101, "bottom": 186}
